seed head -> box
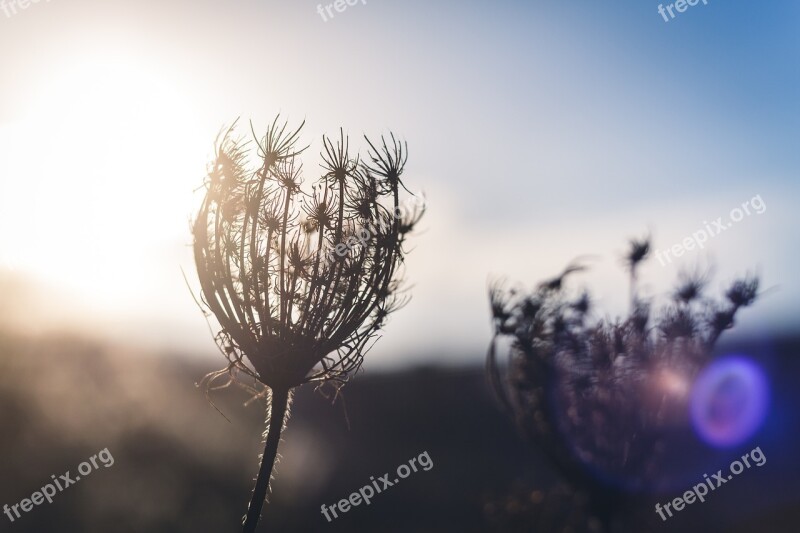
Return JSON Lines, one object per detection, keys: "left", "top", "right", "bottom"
{"left": 487, "top": 238, "right": 761, "bottom": 495}
{"left": 193, "top": 118, "right": 423, "bottom": 393}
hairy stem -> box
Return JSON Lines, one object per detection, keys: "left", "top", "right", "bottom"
{"left": 242, "top": 387, "right": 290, "bottom": 533}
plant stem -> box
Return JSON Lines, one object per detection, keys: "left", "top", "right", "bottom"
{"left": 242, "top": 386, "right": 290, "bottom": 533}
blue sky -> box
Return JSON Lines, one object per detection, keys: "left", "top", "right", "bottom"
{"left": 0, "top": 0, "right": 797, "bottom": 367}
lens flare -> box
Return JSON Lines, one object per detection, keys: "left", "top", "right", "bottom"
{"left": 690, "top": 356, "right": 769, "bottom": 447}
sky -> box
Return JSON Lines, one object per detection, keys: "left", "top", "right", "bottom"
{"left": 0, "top": 0, "right": 797, "bottom": 368}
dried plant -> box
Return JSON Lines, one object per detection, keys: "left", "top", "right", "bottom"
{"left": 487, "top": 236, "right": 759, "bottom": 531}
{"left": 192, "top": 117, "right": 423, "bottom": 532}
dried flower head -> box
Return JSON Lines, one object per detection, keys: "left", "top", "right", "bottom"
{"left": 487, "top": 236, "right": 760, "bottom": 530}
{"left": 194, "top": 118, "right": 423, "bottom": 392}
{"left": 192, "top": 117, "right": 423, "bottom": 532}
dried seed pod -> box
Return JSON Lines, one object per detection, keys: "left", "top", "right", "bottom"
{"left": 192, "top": 117, "right": 424, "bottom": 532}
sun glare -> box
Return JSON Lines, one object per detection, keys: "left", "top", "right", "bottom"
{"left": 0, "top": 51, "right": 211, "bottom": 311}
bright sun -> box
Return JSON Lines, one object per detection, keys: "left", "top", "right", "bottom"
{"left": 0, "top": 51, "right": 211, "bottom": 312}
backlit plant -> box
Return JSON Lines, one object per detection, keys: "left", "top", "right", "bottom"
{"left": 487, "top": 237, "right": 759, "bottom": 531}
{"left": 192, "top": 117, "right": 423, "bottom": 533}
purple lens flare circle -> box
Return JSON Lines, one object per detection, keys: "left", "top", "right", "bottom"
{"left": 690, "top": 356, "right": 769, "bottom": 447}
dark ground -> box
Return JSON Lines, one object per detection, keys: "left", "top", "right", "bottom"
{"left": 0, "top": 330, "right": 798, "bottom": 532}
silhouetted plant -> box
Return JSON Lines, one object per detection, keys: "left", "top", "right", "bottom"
{"left": 487, "top": 237, "right": 759, "bottom": 531}
{"left": 192, "top": 117, "right": 423, "bottom": 533}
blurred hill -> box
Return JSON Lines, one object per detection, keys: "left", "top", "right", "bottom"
{"left": 0, "top": 329, "right": 534, "bottom": 533}
{"left": 0, "top": 329, "right": 798, "bottom": 532}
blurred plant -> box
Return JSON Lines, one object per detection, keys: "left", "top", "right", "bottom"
{"left": 192, "top": 117, "right": 423, "bottom": 533}
{"left": 486, "top": 236, "right": 760, "bottom": 531}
